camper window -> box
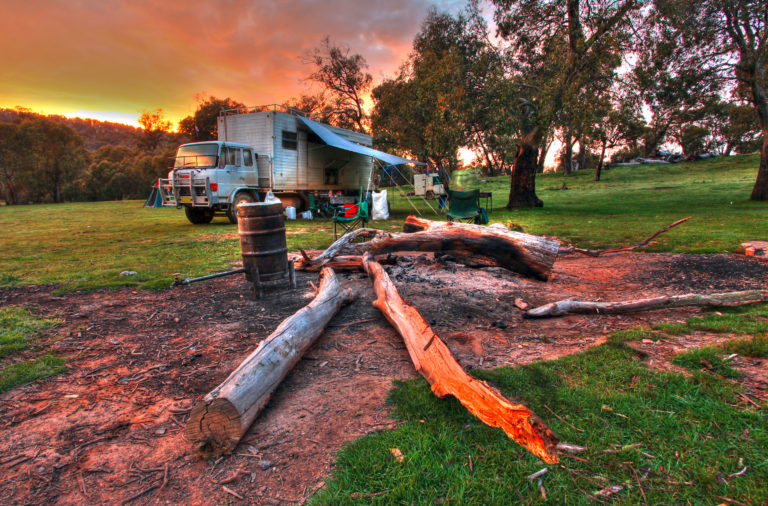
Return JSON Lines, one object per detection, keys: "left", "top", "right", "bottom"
{"left": 282, "top": 131, "right": 297, "bottom": 150}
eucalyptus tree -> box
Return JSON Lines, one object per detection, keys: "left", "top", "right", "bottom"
{"left": 655, "top": 0, "right": 768, "bottom": 200}
{"left": 305, "top": 37, "right": 372, "bottom": 133}
{"left": 178, "top": 96, "right": 245, "bottom": 141}
{"left": 492, "top": 0, "right": 643, "bottom": 208}
{"left": 372, "top": 9, "right": 485, "bottom": 170}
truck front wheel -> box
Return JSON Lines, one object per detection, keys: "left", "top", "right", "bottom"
{"left": 228, "top": 192, "right": 255, "bottom": 223}
{"left": 185, "top": 207, "right": 214, "bottom": 224}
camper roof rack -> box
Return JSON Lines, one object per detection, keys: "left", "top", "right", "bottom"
{"left": 219, "top": 104, "right": 312, "bottom": 119}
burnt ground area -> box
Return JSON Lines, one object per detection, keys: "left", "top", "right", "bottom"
{"left": 0, "top": 252, "right": 767, "bottom": 504}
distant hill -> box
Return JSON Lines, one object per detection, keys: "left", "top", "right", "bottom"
{"left": 0, "top": 108, "right": 143, "bottom": 151}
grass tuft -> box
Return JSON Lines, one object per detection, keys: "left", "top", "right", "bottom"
{"left": 672, "top": 347, "right": 742, "bottom": 378}
{"left": 719, "top": 335, "right": 768, "bottom": 358}
{"left": 0, "top": 306, "right": 61, "bottom": 358}
{"left": 0, "top": 306, "right": 64, "bottom": 392}
{"left": 0, "top": 355, "right": 65, "bottom": 392}
{"left": 607, "top": 326, "right": 667, "bottom": 344}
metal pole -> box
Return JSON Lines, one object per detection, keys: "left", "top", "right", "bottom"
{"left": 175, "top": 268, "right": 246, "bottom": 286}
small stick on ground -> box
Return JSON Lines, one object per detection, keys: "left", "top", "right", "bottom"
{"left": 351, "top": 489, "right": 392, "bottom": 499}
{"left": 222, "top": 485, "right": 244, "bottom": 500}
{"left": 630, "top": 465, "right": 647, "bottom": 504}
{"left": 121, "top": 481, "right": 161, "bottom": 505}
{"left": 543, "top": 404, "right": 585, "bottom": 432}
{"left": 559, "top": 216, "right": 691, "bottom": 256}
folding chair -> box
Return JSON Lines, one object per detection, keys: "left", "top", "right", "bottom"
{"left": 446, "top": 189, "right": 488, "bottom": 225}
{"left": 333, "top": 200, "right": 369, "bottom": 239}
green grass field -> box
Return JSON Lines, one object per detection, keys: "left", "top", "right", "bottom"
{"left": 1, "top": 154, "right": 765, "bottom": 292}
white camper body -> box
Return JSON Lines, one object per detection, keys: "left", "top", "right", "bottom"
{"left": 217, "top": 108, "right": 373, "bottom": 195}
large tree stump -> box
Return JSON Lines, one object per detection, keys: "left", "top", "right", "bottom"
{"left": 185, "top": 267, "right": 353, "bottom": 452}
{"left": 299, "top": 219, "right": 560, "bottom": 280}
{"left": 362, "top": 254, "right": 560, "bottom": 463}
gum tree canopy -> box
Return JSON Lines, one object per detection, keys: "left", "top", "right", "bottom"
{"left": 492, "top": 0, "right": 641, "bottom": 208}
{"left": 655, "top": 0, "right": 768, "bottom": 201}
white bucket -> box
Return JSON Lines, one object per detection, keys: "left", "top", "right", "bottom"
{"left": 285, "top": 206, "right": 297, "bottom": 220}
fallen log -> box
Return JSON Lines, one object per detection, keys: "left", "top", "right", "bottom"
{"left": 291, "top": 252, "right": 398, "bottom": 271}
{"left": 525, "top": 290, "right": 768, "bottom": 318}
{"left": 362, "top": 253, "right": 560, "bottom": 464}
{"left": 301, "top": 221, "right": 560, "bottom": 280}
{"left": 185, "top": 267, "right": 354, "bottom": 452}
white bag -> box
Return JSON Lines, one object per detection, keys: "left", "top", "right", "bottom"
{"left": 264, "top": 191, "right": 281, "bottom": 205}
{"left": 371, "top": 190, "right": 389, "bottom": 220}
{"left": 301, "top": 210, "right": 313, "bottom": 220}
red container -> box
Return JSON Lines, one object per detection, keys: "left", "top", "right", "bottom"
{"left": 344, "top": 204, "right": 359, "bottom": 217}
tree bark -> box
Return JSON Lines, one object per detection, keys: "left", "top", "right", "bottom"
{"left": 302, "top": 220, "right": 560, "bottom": 280}
{"left": 361, "top": 254, "right": 560, "bottom": 464}
{"left": 507, "top": 125, "right": 544, "bottom": 208}
{"left": 594, "top": 137, "right": 607, "bottom": 181}
{"left": 562, "top": 130, "right": 573, "bottom": 175}
{"left": 577, "top": 132, "right": 587, "bottom": 171}
{"left": 185, "top": 268, "right": 354, "bottom": 452}
{"left": 752, "top": 132, "right": 768, "bottom": 200}
{"left": 537, "top": 131, "right": 551, "bottom": 174}
{"left": 525, "top": 290, "right": 768, "bottom": 318}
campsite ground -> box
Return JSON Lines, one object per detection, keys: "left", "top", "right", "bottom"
{"left": 0, "top": 155, "right": 766, "bottom": 504}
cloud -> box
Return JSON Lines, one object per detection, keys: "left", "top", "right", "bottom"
{"left": 0, "top": 0, "right": 465, "bottom": 125}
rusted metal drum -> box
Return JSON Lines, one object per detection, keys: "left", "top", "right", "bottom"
{"left": 237, "top": 202, "right": 288, "bottom": 283}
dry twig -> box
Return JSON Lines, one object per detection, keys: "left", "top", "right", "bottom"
{"left": 559, "top": 216, "right": 691, "bottom": 256}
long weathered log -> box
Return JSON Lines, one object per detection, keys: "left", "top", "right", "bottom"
{"left": 185, "top": 267, "right": 354, "bottom": 452}
{"left": 301, "top": 220, "right": 560, "bottom": 280}
{"left": 525, "top": 290, "right": 768, "bottom": 318}
{"left": 362, "top": 253, "right": 560, "bottom": 464}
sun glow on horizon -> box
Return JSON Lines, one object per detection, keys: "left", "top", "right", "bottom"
{"left": 62, "top": 110, "right": 142, "bottom": 128}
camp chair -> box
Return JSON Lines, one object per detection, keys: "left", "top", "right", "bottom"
{"left": 446, "top": 189, "right": 488, "bottom": 225}
{"left": 333, "top": 200, "right": 369, "bottom": 239}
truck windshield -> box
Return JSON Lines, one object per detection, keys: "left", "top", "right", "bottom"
{"left": 174, "top": 143, "right": 219, "bottom": 168}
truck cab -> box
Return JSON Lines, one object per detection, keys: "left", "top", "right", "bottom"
{"left": 159, "top": 141, "right": 260, "bottom": 224}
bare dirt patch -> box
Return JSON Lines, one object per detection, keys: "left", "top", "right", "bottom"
{"left": 1, "top": 252, "right": 766, "bottom": 504}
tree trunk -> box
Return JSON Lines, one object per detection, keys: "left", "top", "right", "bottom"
{"left": 752, "top": 132, "right": 768, "bottom": 200}
{"left": 594, "top": 137, "right": 607, "bottom": 181}
{"left": 507, "top": 126, "right": 544, "bottom": 208}
{"left": 185, "top": 268, "right": 354, "bottom": 452}
{"left": 747, "top": 69, "right": 768, "bottom": 199}
{"left": 525, "top": 290, "right": 768, "bottom": 318}
{"left": 577, "top": 134, "right": 587, "bottom": 171}
{"left": 537, "top": 130, "right": 551, "bottom": 174}
{"left": 304, "top": 220, "right": 560, "bottom": 280}
{"left": 361, "top": 254, "right": 560, "bottom": 464}
{"left": 562, "top": 130, "right": 573, "bottom": 175}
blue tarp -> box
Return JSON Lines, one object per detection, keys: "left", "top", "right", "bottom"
{"left": 296, "top": 116, "right": 425, "bottom": 166}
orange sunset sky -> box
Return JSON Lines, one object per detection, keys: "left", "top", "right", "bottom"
{"left": 1, "top": 0, "right": 464, "bottom": 128}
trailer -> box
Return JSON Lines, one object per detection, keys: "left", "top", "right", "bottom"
{"left": 159, "top": 105, "right": 423, "bottom": 224}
